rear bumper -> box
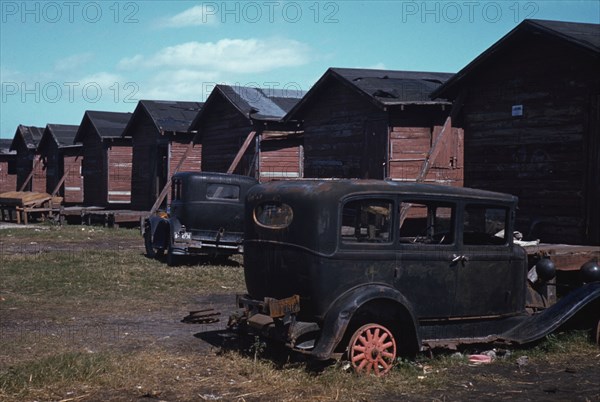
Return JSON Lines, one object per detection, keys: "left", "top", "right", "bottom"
{"left": 233, "top": 294, "right": 323, "bottom": 356}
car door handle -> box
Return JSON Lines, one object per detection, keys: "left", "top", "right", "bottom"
{"left": 452, "top": 254, "right": 468, "bottom": 263}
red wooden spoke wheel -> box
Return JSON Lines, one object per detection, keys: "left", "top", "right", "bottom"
{"left": 349, "top": 323, "right": 397, "bottom": 376}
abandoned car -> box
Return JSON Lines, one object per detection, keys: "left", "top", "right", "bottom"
{"left": 231, "top": 179, "right": 600, "bottom": 376}
{"left": 143, "top": 172, "right": 258, "bottom": 265}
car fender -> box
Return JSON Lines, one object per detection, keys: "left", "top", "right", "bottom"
{"left": 310, "top": 283, "right": 420, "bottom": 360}
{"left": 502, "top": 281, "right": 600, "bottom": 344}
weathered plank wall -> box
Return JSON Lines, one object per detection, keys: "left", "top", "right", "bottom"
{"left": 199, "top": 98, "right": 255, "bottom": 175}
{"left": 301, "top": 78, "right": 384, "bottom": 178}
{"left": 130, "top": 118, "right": 159, "bottom": 211}
{"left": 81, "top": 134, "right": 105, "bottom": 206}
{"left": 459, "top": 34, "right": 599, "bottom": 244}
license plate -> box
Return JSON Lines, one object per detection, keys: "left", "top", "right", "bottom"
{"left": 265, "top": 295, "right": 300, "bottom": 318}
{"left": 175, "top": 232, "right": 191, "bottom": 240}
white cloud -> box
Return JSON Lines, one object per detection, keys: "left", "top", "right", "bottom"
{"left": 54, "top": 52, "right": 94, "bottom": 72}
{"left": 118, "top": 38, "right": 311, "bottom": 74}
{"left": 364, "top": 62, "right": 387, "bottom": 70}
{"left": 139, "top": 69, "right": 220, "bottom": 100}
{"left": 79, "top": 72, "right": 124, "bottom": 88}
{"left": 160, "top": 5, "right": 219, "bottom": 27}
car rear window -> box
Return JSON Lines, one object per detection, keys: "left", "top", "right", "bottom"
{"left": 206, "top": 184, "right": 240, "bottom": 200}
{"left": 254, "top": 202, "right": 294, "bottom": 229}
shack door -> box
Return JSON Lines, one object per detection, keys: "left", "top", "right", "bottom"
{"left": 63, "top": 155, "right": 83, "bottom": 203}
{"left": 32, "top": 155, "right": 46, "bottom": 193}
{"left": 258, "top": 138, "right": 303, "bottom": 182}
{"left": 107, "top": 145, "right": 132, "bottom": 204}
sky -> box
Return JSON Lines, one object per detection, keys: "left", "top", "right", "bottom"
{"left": 1, "top": 0, "right": 599, "bottom": 138}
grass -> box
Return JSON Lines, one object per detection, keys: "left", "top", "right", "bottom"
{"left": 0, "top": 250, "right": 245, "bottom": 310}
{"left": 0, "top": 224, "right": 598, "bottom": 401}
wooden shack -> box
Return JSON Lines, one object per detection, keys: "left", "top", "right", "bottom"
{"left": 9, "top": 125, "right": 45, "bottom": 192}
{"left": 122, "top": 100, "right": 203, "bottom": 211}
{"left": 0, "top": 139, "right": 16, "bottom": 193}
{"left": 190, "top": 85, "right": 304, "bottom": 181}
{"left": 431, "top": 19, "right": 600, "bottom": 245}
{"left": 37, "top": 124, "right": 83, "bottom": 204}
{"left": 74, "top": 111, "right": 133, "bottom": 207}
{"left": 285, "top": 68, "right": 463, "bottom": 185}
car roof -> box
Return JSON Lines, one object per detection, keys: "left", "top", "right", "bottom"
{"left": 248, "top": 179, "right": 518, "bottom": 205}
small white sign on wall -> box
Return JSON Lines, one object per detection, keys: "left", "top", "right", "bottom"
{"left": 512, "top": 104, "right": 524, "bottom": 117}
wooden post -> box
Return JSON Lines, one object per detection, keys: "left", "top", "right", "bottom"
{"left": 227, "top": 131, "right": 257, "bottom": 174}
{"left": 149, "top": 140, "right": 197, "bottom": 215}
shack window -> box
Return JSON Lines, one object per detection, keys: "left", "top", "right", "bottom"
{"left": 206, "top": 184, "right": 240, "bottom": 201}
{"left": 341, "top": 199, "right": 392, "bottom": 244}
{"left": 399, "top": 201, "right": 454, "bottom": 244}
{"left": 463, "top": 205, "right": 508, "bottom": 245}
{"left": 254, "top": 202, "right": 293, "bottom": 229}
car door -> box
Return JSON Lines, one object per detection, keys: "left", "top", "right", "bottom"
{"left": 395, "top": 199, "right": 459, "bottom": 318}
{"left": 452, "top": 203, "right": 526, "bottom": 317}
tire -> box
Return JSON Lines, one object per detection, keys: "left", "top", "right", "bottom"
{"left": 166, "top": 246, "right": 178, "bottom": 267}
{"left": 144, "top": 228, "right": 156, "bottom": 258}
{"left": 144, "top": 227, "right": 164, "bottom": 259}
{"left": 348, "top": 323, "right": 397, "bottom": 376}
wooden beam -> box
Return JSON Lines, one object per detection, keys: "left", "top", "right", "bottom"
{"left": 50, "top": 155, "right": 80, "bottom": 198}
{"left": 18, "top": 156, "right": 42, "bottom": 192}
{"left": 415, "top": 116, "right": 452, "bottom": 183}
{"left": 149, "top": 140, "right": 197, "bottom": 215}
{"left": 227, "top": 131, "right": 257, "bottom": 174}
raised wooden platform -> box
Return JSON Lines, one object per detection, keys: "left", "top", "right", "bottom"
{"left": 524, "top": 243, "right": 599, "bottom": 271}
{"left": 60, "top": 207, "right": 149, "bottom": 228}
{"left": 0, "top": 191, "right": 62, "bottom": 224}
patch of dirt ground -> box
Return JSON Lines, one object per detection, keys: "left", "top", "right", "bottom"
{"left": 1, "top": 224, "right": 599, "bottom": 401}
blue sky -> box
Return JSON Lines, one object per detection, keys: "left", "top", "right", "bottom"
{"left": 1, "top": 0, "right": 599, "bottom": 138}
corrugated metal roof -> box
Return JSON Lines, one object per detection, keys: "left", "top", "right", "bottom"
{"left": 43, "top": 124, "right": 80, "bottom": 148}
{"left": 219, "top": 85, "right": 305, "bottom": 120}
{"left": 432, "top": 19, "right": 600, "bottom": 99}
{"left": 140, "top": 100, "right": 203, "bottom": 133}
{"left": 9, "top": 125, "right": 44, "bottom": 151}
{"left": 75, "top": 111, "right": 132, "bottom": 143}
{"left": 190, "top": 84, "right": 304, "bottom": 129}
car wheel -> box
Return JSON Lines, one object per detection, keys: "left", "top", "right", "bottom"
{"left": 348, "top": 323, "right": 397, "bottom": 376}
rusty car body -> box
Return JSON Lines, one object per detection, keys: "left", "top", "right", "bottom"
{"left": 232, "top": 179, "right": 600, "bottom": 375}
{"left": 143, "top": 171, "right": 257, "bottom": 265}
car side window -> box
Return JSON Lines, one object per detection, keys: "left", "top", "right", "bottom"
{"left": 399, "top": 201, "right": 454, "bottom": 245}
{"left": 463, "top": 205, "right": 508, "bottom": 245}
{"left": 340, "top": 199, "right": 392, "bottom": 244}
{"left": 171, "top": 178, "right": 182, "bottom": 201}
